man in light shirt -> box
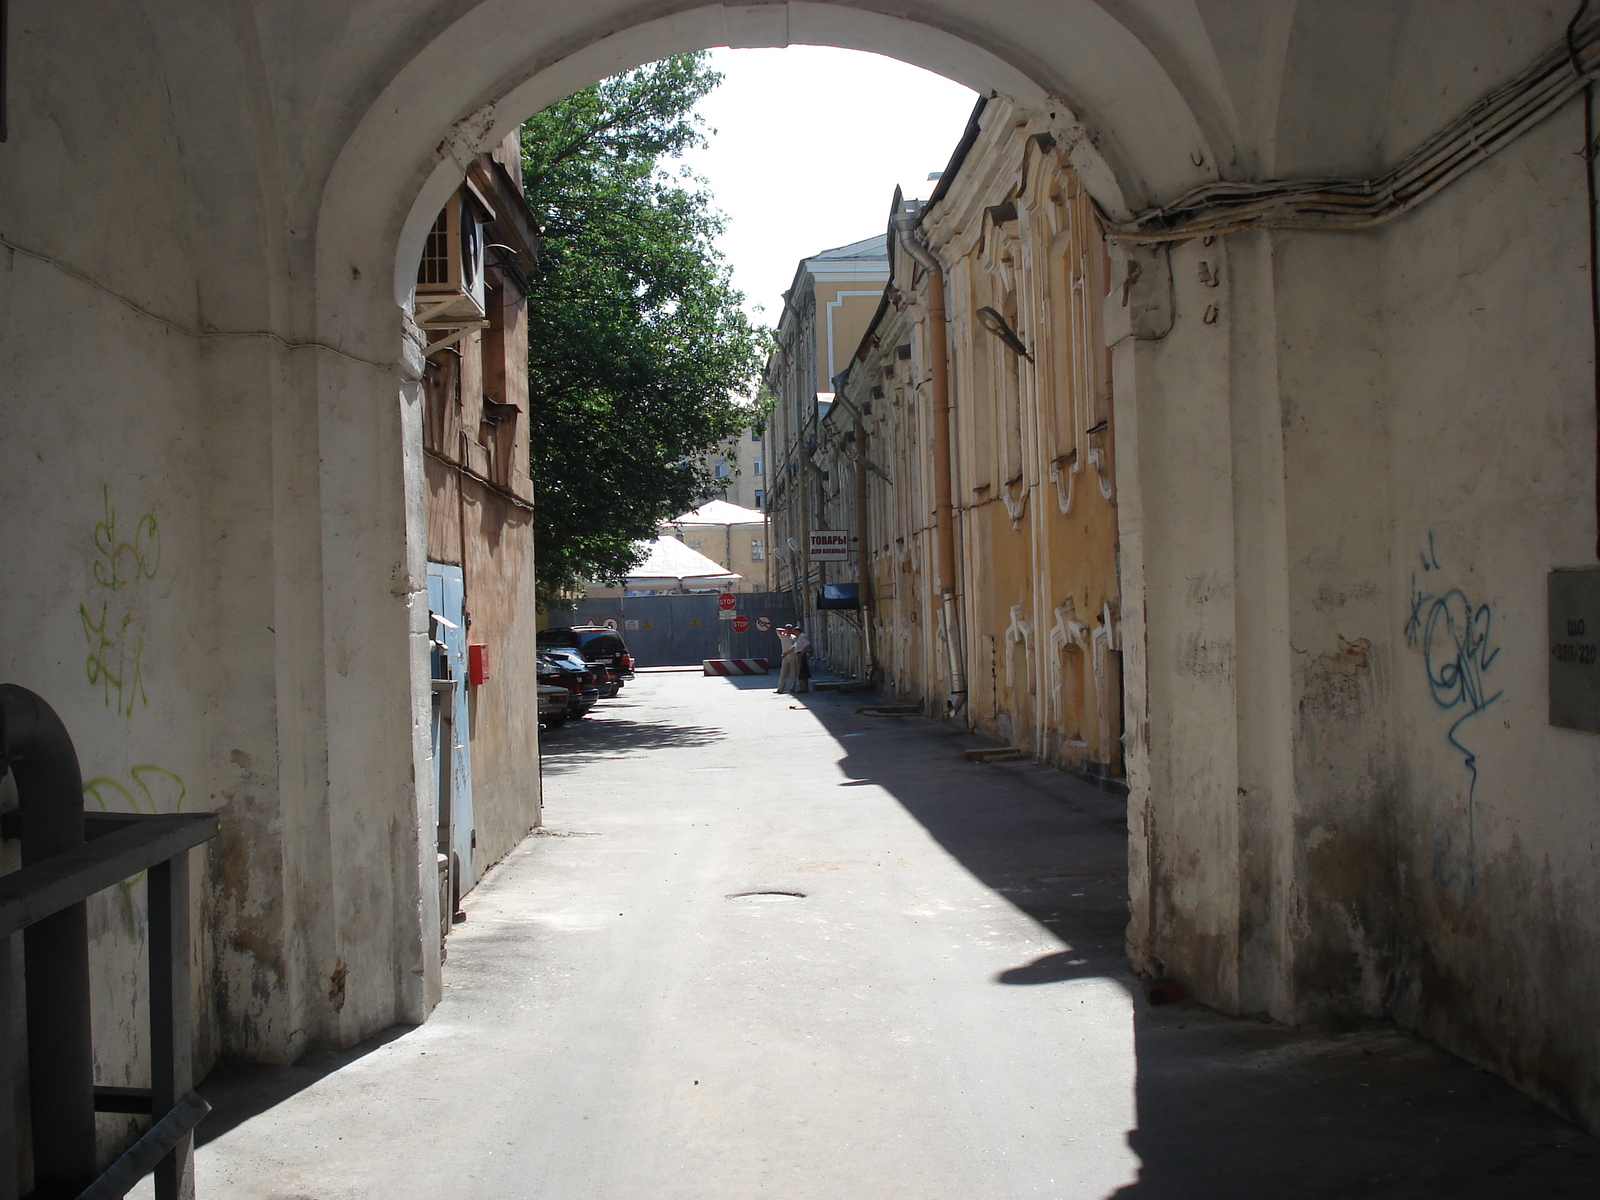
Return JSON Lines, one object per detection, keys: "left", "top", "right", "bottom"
{"left": 781, "top": 625, "right": 812, "bottom": 694}
{"left": 774, "top": 624, "right": 796, "bottom": 692}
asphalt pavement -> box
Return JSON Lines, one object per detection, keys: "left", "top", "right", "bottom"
{"left": 183, "top": 669, "right": 1600, "bottom": 1199}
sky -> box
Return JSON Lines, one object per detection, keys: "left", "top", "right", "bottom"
{"left": 674, "top": 47, "right": 979, "bottom": 327}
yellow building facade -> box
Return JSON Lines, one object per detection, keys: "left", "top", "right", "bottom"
{"left": 781, "top": 97, "right": 1123, "bottom": 787}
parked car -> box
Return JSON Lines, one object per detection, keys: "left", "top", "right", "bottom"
{"left": 537, "top": 682, "right": 571, "bottom": 727}
{"left": 588, "top": 661, "right": 621, "bottom": 699}
{"left": 542, "top": 646, "right": 611, "bottom": 698}
{"left": 537, "top": 650, "right": 599, "bottom": 719}
{"left": 537, "top": 626, "right": 634, "bottom": 689}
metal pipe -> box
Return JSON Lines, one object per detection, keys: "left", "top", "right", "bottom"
{"left": 892, "top": 217, "right": 967, "bottom": 714}
{"left": 0, "top": 684, "right": 95, "bottom": 1197}
{"left": 1570, "top": 1, "right": 1600, "bottom": 560}
{"left": 1107, "top": 13, "right": 1600, "bottom": 242}
{"left": 854, "top": 417, "right": 878, "bottom": 683}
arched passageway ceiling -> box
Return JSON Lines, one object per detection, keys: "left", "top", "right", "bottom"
{"left": 310, "top": 1, "right": 1225, "bottom": 316}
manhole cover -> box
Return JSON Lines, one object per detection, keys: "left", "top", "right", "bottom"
{"left": 726, "top": 891, "right": 806, "bottom": 902}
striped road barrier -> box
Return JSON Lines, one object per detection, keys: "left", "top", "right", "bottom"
{"left": 702, "top": 658, "right": 770, "bottom": 676}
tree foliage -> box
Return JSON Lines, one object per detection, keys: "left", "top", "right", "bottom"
{"left": 522, "top": 54, "right": 764, "bottom": 604}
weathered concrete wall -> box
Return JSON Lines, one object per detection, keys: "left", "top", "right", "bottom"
{"left": 0, "top": 3, "right": 222, "bottom": 1140}
{"left": 419, "top": 193, "right": 543, "bottom": 893}
{"left": 1376, "top": 104, "right": 1600, "bottom": 1122}
{"left": 0, "top": 0, "right": 441, "bottom": 1101}
{"left": 1116, "top": 5, "right": 1600, "bottom": 1130}
{"left": 2, "top": 0, "right": 1599, "bottom": 1150}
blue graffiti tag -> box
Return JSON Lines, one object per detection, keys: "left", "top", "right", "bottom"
{"left": 1403, "top": 535, "right": 1502, "bottom": 890}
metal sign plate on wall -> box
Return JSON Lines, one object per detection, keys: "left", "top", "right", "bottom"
{"left": 1548, "top": 569, "right": 1600, "bottom": 732}
{"left": 809, "top": 530, "right": 850, "bottom": 561}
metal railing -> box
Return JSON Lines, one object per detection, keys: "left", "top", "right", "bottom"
{"left": 0, "top": 685, "right": 218, "bottom": 1200}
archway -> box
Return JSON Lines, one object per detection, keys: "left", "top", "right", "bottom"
{"left": 303, "top": 0, "right": 1215, "bottom": 1043}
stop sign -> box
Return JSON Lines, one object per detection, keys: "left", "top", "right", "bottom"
{"left": 717, "top": 593, "right": 737, "bottom": 611}
{"left": 732, "top": 615, "right": 749, "bottom": 633}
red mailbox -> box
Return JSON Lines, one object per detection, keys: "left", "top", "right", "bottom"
{"left": 468, "top": 642, "right": 490, "bottom": 686}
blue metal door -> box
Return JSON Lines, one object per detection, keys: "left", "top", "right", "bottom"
{"left": 427, "top": 563, "right": 474, "bottom": 905}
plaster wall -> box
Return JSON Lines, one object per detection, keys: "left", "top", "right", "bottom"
{"left": 458, "top": 478, "right": 543, "bottom": 876}
{"left": 1375, "top": 104, "right": 1600, "bottom": 1123}
{"left": 814, "top": 278, "right": 891, "bottom": 385}
{"left": 2, "top": 0, "right": 1599, "bottom": 1151}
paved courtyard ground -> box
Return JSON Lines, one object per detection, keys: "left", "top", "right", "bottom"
{"left": 184, "top": 670, "right": 1600, "bottom": 1198}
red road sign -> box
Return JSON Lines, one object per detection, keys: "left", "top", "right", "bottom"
{"left": 731, "top": 615, "right": 749, "bottom": 633}
{"left": 717, "top": 593, "right": 737, "bottom": 611}
{"left": 755, "top": 615, "right": 772, "bottom": 633}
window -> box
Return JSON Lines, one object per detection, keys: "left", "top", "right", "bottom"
{"left": 754, "top": 489, "right": 765, "bottom": 508}
{"left": 687, "top": 539, "right": 702, "bottom": 551}
{"left": 752, "top": 458, "right": 763, "bottom": 476}
{"left": 713, "top": 459, "right": 728, "bottom": 479}
{"left": 419, "top": 211, "right": 450, "bottom": 286}
{"left": 751, "top": 538, "right": 765, "bottom": 562}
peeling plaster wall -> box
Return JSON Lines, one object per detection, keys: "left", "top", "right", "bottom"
{"left": 0, "top": 0, "right": 220, "bottom": 1150}
{"left": 1377, "top": 100, "right": 1600, "bottom": 1123}
{"left": 1, "top": 0, "right": 1599, "bottom": 1149}
{"left": 1120, "top": 2, "right": 1600, "bottom": 1130}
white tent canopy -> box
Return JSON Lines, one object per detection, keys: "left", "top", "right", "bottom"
{"left": 668, "top": 499, "right": 767, "bottom": 526}
{"left": 622, "top": 537, "right": 742, "bottom": 591}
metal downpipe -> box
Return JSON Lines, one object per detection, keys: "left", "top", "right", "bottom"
{"left": 893, "top": 217, "right": 967, "bottom": 717}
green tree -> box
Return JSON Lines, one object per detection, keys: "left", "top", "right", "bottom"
{"left": 522, "top": 53, "right": 764, "bottom": 605}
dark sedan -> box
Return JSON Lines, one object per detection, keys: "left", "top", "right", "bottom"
{"left": 537, "top": 650, "right": 599, "bottom": 719}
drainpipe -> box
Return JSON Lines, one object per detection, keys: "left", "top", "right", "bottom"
{"left": 893, "top": 215, "right": 967, "bottom": 716}
{"left": 854, "top": 415, "right": 878, "bottom": 683}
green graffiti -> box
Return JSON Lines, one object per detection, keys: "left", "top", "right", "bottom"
{"left": 78, "top": 486, "right": 161, "bottom": 717}
{"left": 83, "top": 765, "right": 187, "bottom": 935}
{"left": 83, "top": 764, "right": 187, "bottom": 816}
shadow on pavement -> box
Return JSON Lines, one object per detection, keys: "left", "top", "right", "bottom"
{"left": 754, "top": 679, "right": 1600, "bottom": 1198}
{"left": 539, "top": 700, "right": 725, "bottom": 775}
{"left": 195, "top": 1025, "right": 413, "bottom": 1148}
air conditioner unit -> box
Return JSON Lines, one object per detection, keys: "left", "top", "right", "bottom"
{"left": 415, "top": 195, "right": 488, "bottom": 354}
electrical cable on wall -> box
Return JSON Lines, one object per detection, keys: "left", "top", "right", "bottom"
{"left": 1570, "top": 0, "right": 1600, "bottom": 560}
{"left": 1104, "top": 15, "right": 1600, "bottom": 242}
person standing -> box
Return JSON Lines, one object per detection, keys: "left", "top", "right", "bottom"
{"left": 790, "top": 625, "right": 812, "bottom": 694}
{"left": 774, "top": 624, "right": 798, "bottom": 693}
